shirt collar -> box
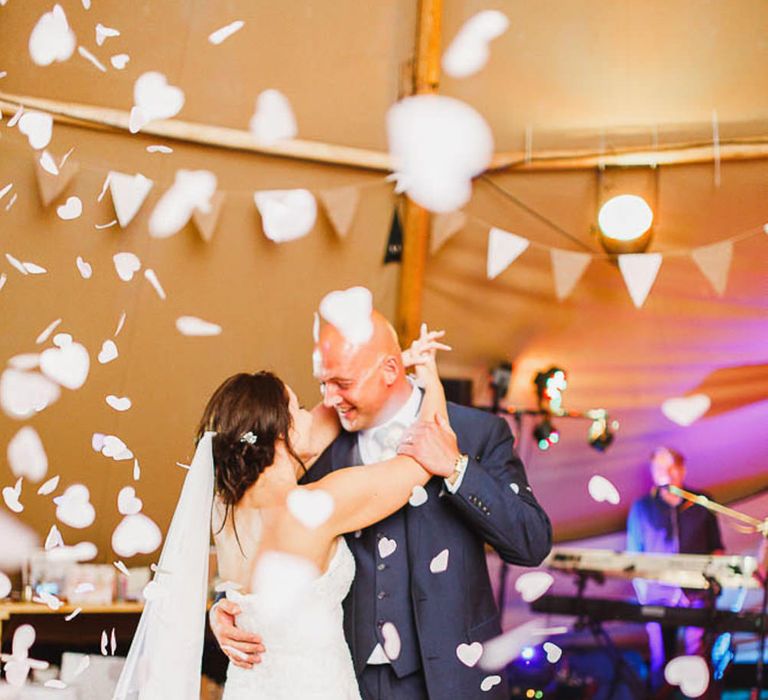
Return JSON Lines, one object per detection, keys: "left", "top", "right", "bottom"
{"left": 360, "top": 379, "right": 422, "bottom": 439}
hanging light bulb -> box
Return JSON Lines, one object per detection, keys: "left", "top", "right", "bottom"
{"left": 597, "top": 194, "right": 654, "bottom": 254}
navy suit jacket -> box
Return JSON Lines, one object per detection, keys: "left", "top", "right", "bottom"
{"left": 301, "top": 402, "right": 552, "bottom": 699}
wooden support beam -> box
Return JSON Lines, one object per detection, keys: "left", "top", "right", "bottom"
{"left": 395, "top": 0, "right": 442, "bottom": 348}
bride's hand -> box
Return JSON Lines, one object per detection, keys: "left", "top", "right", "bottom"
{"left": 402, "top": 324, "right": 450, "bottom": 381}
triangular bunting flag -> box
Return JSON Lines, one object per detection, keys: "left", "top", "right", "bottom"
{"left": 109, "top": 171, "right": 154, "bottom": 228}
{"left": 618, "top": 253, "right": 663, "bottom": 308}
{"left": 318, "top": 185, "right": 360, "bottom": 239}
{"left": 487, "top": 227, "right": 529, "bottom": 279}
{"left": 431, "top": 210, "right": 466, "bottom": 255}
{"left": 550, "top": 249, "right": 592, "bottom": 301}
{"left": 192, "top": 192, "right": 226, "bottom": 243}
{"left": 383, "top": 207, "right": 403, "bottom": 264}
{"left": 691, "top": 241, "right": 733, "bottom": 296}
{"left": 34, "top": 153, "right": 79, "bottom": 207}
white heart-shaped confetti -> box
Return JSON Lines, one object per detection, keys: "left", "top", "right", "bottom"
{"left": 8, "top": 426, "right": 48, "bottom": 482}
{"left": 144, "top": 269, "right": 166, "bottom": 300}
{"left": 249, "top": 89, "right": 297, "bottom": 145}
{"left": 18, "top": 111, "right": 53, "bottom": 149}
{"left": 76, "top": 256, "right": 93, "bottom": 279}
{"left": 176, "top": 316, "right": 222, "bottom": 337}
{"left": 113, "top": 252, "right": 142, "bottom": 281}
{"left": 442, "top": 11, "right": 509, "bottom": 79}
{"left": 92, "top": 433, "right": 105, "bottom": 451}
{"left": 208, "top": 20, "right": 245, "bottom": 45}
{"left": 514, "top": 571, "right": 554, "bottom": 603}
{"left": 318, "top": 287, "right": 374, "bottom": 345}
{"left": 543, "top": 641, "right": 562, "bottom": 663}
{"left": 457, "top": 641, "right": 483, "bottom": 667}
{"left": 54, "top": 484, "right": 95, "bottom": 528}
{"left": 39, "top": 149, "right": 59, "bottom": 175}
{"left": 109, "top": 171, "right": 153, "bottom": 228}
{"left": 98, "top": 339, "right": 118, "bottom": 364}
{"left": 429, "top": 548, "right": 449, "bottom": 573}
{"left": 0, "top": 572, "right": 11, "bottom": 598}
{"left": 37, "top": 474, "right": 60, "bottom": 495}
{"left": 286, "top": 488, "right": 335, "bottom": 529}
{"left": 8, "top": 354, "right": 40, "bottom": 370}
{"left": 587, "top": 475, "right": 621, "bottom": 505}
{"left": 409, "top": 485, "right": 428, "bottom": 507}
{"left": 117, "top": 486, "right": 143, "bottom": 515}
{"left": 254, "top": 189, "right": 316, "bottom": 242}
{"left": 130, "top": 72, "right": 185, "bottom": 133}
{"left": 664, "top": 655, "right": 710, "bottom": 697}
{"left": 56, "top": 195, "right": 82, "bottom": 220}
{"left": 378, "top": 537, "right": 397, "bottom": 559}
{"left": 480, "top": 675, "right": 502, "bottom": 692}
{"left": 101, "top": 434, "right": 133, "bottom": 461}
{"left": 382, "top": 622, "right": 401, "bottom": 660}
{"left": 661, "top": 394, "right": 711, "bottom": 427}
{"left": 29, "top": 4, "right": 76, "bottom": 66}
{"left": 47, "top": 541, "right": 97, "bottom": 563}
{"left": 112, "top": 513, "right": 162, "bottom": 557}
{"left": 110, "top": 53, "right": 129, "bottom": 70}
{"left": 106, "top": 395, "right": 131, "bottom": 411}
{"left": 53, "top": 333, "right": 72, "bottom": 348}
{"left": 40, "top": 341, "right": 90, "bottom": 390}
{"left": 0, "top": 368, "right": 61, "bottom": 418}
{"left": 149, "top": 169, "right": 217, "bottom": 238}
{"left": 2, "top": 478, "right": 24, "bottom": 513}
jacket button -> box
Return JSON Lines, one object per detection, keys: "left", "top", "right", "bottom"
{"left": 377, "top": 563, "right": 386, "bottom": 571}
{"left": 377, "top": 591, "right": 387, "bottom": 600}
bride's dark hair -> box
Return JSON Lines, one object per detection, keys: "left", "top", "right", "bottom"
{"left": 196, "top": 371, "right": 306, "bottom": 546}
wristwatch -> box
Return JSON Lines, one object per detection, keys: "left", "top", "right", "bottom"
{"left": 446, "top": 453, "right": 469, "bottom": 487}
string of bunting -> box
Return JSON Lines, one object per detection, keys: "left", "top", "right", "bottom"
{"left": 2, "top": 138, "right": 764, "bottom": 309}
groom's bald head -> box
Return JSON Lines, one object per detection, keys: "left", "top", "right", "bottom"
{"left": 314, "top": 311, "right": 410, "bottom": 431}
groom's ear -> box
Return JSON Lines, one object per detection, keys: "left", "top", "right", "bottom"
{"left": 380, "top": 354, "right": 401, "bottom": 386}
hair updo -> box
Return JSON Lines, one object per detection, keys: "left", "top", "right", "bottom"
{"left": 196, "top": 371, "right": 306, "bottom": 523}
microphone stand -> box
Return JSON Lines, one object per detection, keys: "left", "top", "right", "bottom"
{"left": 668, "top": 485, "right": 768, "bottom": 698}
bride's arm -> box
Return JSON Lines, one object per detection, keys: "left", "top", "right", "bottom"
{"left": 308, "top": 328, "right": 450, "bottom": 536}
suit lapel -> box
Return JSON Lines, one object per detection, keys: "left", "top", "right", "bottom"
{"left": 331, "top": 429, "right": 357, "bottom": 472}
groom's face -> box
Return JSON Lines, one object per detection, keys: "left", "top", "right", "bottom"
{"left": 315, "top": 325, "right": 397, "bottom": 432}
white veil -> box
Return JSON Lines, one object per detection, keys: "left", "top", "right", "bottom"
{"left": 113, "top": 432, "right": 215, "bottom": 700}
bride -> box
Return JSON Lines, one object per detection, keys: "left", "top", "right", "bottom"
{"left": 113, "top": 326, "right": 449, "bottom": 700}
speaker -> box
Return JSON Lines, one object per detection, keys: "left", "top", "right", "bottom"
{"left": 441, "top": 378, "right": 473, "bottom": 407}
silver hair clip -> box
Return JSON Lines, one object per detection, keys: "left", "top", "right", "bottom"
{"left": 239, "top": 431, "right": 258, "bottom": 445}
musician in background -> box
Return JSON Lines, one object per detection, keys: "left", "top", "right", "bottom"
{"left": 626, "top": 446, "right": 724, "bottom": 693}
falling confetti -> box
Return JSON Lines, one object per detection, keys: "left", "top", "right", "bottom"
{"left": 36, "top": 318, "right": 62, "bottom": 344}
{"left": 113, "top": 252, "right": 142, "bottom": 281}
{"left": 254, "top": 189, "right": 316, "bottom": 242}
{"left": 114, "top": 312, "right": 127, "bottom": 337}
{"left": 56, "top": 195, "right": 83, "bottom": 220}
{"left": 456, "top": 642, "right": 483, "bottom": 667}
{"left": 54, "top": 484, "right": 96, "bottom": 528}
{"left": 2, "top": 477, "right": 24, "bottom": 513}
{"left": 176, "top": 316, "right": 222, "bottom": 337}
{"left": 146, "top": 144, "right": 172, "bottom": 154}
{"left": 117, "top": 486, "right": 143, "bottom": 515}
{"left": 286, "top": 488, "right": 335, "bottom": 528}
{"left": 106, "top": 395, "right": 131, "bottom": 411}
{"left": 76, "top": 256, "right": 93, "bottom": 279}
{"left": 429, "top": 548, "right": 449, "bottom": 573}
{"left": 64, "top": 608, "right": 82, "bottom": 621}
{"left": 129, "top": 71, "right": 185, "bottom": 133}
{"left": 94, "top": 219, "right": 118, "bottom": 229}
{"left": 378, "top": 537, "right": 397, "bottom": 559}
{"left": 98, "top": 339, "right": 119, "bottom": 364}
{"left": 110, "top": 53, "right": 129, "bottom": 70}
{"left": 144, "top": 268, "right": 166, "bottom": 299}
{"left": 442, "top": 11, "right": 509, "bottom": 78}
{"left": 514, "top": 571, "right": 554, "bottom": 603}
{"left": 95, "top": 23, "right": 120, "bottom": 46}
{"left": 249, "top": 89, "right": 297, "bottom": 145}
{"left": 543, "top": 641, "right": 563, "bottom": 663}
{"left": 39, "top": 339, "right": 90, "bottom": 390}
{"left": 7, "top": 426, "right": 48, "bottom": 481}
{"left": 661, "top": 394, "right": 711, "bottom": 426}
{"left": 587, "top": 475, "right": 621, "bottom": 505}
{"left": 77, "top": 46, "right": 107, "bottom": 72}
{"left": 112, "top": 513, "right": 162, "bottom": 557}
{"left": 665, "top": 655, "right": 710, "bottom": 697}
{"left": 149, "top": 169, "right": 216, "bottom": 238}
{"left": 114, "top": 561, "right": 130, "bottom": 576}
{"left": 29, "top": 4, "right": 76, "bottom": 66}
{"left": 208, "top": 20, "right": 245, "bottom": 45}
{"left": 37, "top": 474, "right": 60, "bottom": 495}
{"left": 319, "top": 287, "right": 374, "bottom": 344}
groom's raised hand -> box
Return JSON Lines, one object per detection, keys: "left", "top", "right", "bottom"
{"left": 397, "top": 413, "right": 460, "bottom": 478}
{"left": 210, "top": 599, "right": 266, "bottom": 668}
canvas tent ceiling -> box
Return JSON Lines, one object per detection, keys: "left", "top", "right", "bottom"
{"left": 0, "top": 1, "right": 767, "bottom": 563}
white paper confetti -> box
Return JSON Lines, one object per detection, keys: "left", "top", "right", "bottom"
{"left": 36, "top": 318, "right": 62, "bottom": 344}
{"left": 208, "top": 20, "right": 245, "bottom": 45}
{"left": 54, "top": 484, "right": 95, "bottom": 528}
{"left": 40, "top": 340, "right": 90, "bottom": 390}
{"left": 23, "top": 261, "right": 48, "bottom": 275}
{"left": 112, "top": 513, "right": 162, "bottom": 557}
{"left": 29, "top": 4, "right": 76, "bottom": 66}
{"left": 109, "top": 171, "right": 153, "bottom": 228}
{"left": 114, "top": 561, "right": 130, "bottom": 576}
{"left": 129, "top": 71, "right": 185, "bottom": 133}
{"left": 95, "top": 23, "right": 120, "bottom": 46}
{"left": 176, "top": 316, "right": 222, "bottom": 337}
{"left": 286, "top": 488, "right": 335, "bottom": 529}
{"left": 5, "top": 253, "right": 27, "bottom": 275}
{"left": 117, "top": 486, "right": 143, "bottom": 515}
{"left": 543, "top": 641, "right": 563, "bottom": 663}
{"left": 8, "top": 425, "right": 48, "bottom": 482}
{"left": 382, "top": 622, "right": 401, "bottom": 660}
{"left": 378, "top": 537, "right": 397, "bottom": 559}
{"left": 95, "top": 219, "right": 118, "bottom": 229}
{"left": 0, "top": 573, "right": 12, "bottom": 598}
{"left": 0, "top": 368, "right": 61, "bottom": 418}
{"left": 39, "top": 150, "right": 59, "bottom": 175}
{"left": 661, "top": 394, "right": 711, "bottom": 427}
{"left": 587, "top": 475, "right": 621, "bottom": 505}
{"left": 144, "top": 268, "right": 166, "bottom": 299}
{"left": 429, "top": 548, "right": 449, "bottom": 573}
{"left": 514, "top": 571, "right": 554, "bottom": 603}
{"left": 98, "top": 339, "right": 118, "bottom": 364}
{"left": 37, "top": 474, "right": 60, "bottom": 495}
{"left": 114, "top": 311, "right": 127, "bottom": 337}
{"left": 57, "top": 196, "right": 83, "bottom": 220}
{"left": 146, "top": 144, "right": 172, "bottom": 154}
{"left": 149, "top": 169, "right": 216, "bottom": 238}
{"left": 481, "top": 675, "right": 502, "bottom": 692}
{"left": 77, "top": 46, "right": 107, "bottom": 72}
{"left": 76, "top": 256, "right": 93, "bottom": 279}
{"left": 665, "top": 655, "right": 710, "bottom": 697}
{"left": 456, "top": 642, "right": 483, "bottom": 667}
{"left": 113, "top": 252, "right": 142, "bottom": 281}
{"left": 106, "top": 395, "right": 131, "bottom": 411}
{"left": 249, "top": 89, "right": 297, "bottom": 145}
{"left": 254, "top": 189, "right": 316, "bottom": 242}
{"left": 101, "top": 434, "right": 133, "bottom": 461}
{"left": 44, "top": 525, "right": 63, "bottom": 551}
{"left": 64, "top": 608, "right": 82, "bottom": 621}
{"left": 318, "top": 287, "right": 374, "bottom": 344}
{"left": 442, "top": 11, "right": 509, "bottom": 78}
{"left": 2, "top": 477, "right": 24, "bottom": 513}
{"left": 409, "top": 485, "right": 428, "bottom": 507}
{"left": 110, "top": 53, "right": 129, "bottom": 70}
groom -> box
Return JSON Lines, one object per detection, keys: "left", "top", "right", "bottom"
{"left": 211, "top": 293, "right": 552, "bottom": 699}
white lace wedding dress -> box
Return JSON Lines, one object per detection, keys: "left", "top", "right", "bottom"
{"left": 222, "top": 537, "right": 361, "bottom": 700}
